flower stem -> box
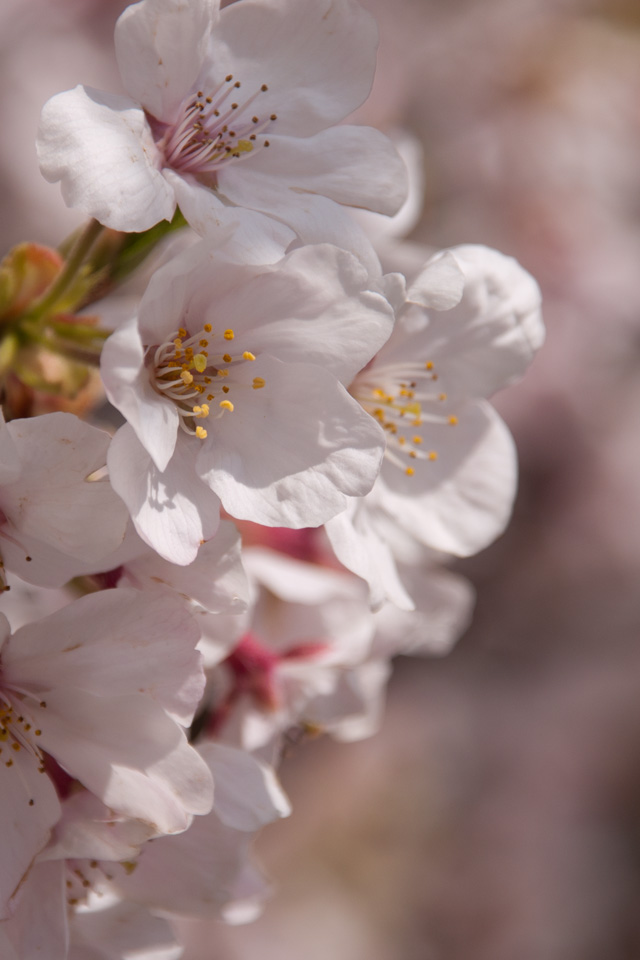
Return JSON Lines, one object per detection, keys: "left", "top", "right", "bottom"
{"left": 26, "top": 219, "right": 104, "bottom": 323}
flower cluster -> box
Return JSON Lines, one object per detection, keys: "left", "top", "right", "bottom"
{"left": 0, "top": 0, "right": 543, "bottom": 954}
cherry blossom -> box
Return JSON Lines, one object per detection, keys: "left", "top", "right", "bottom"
{"left": 101, "top": 240, "right": 393, "bottom": 564}
{"left": 0, "top": 746, "right": 289, "bottom": 954}
{"left": 36, "top": 0, "right": 408, "bottom": 267}
{"left": 110, "top": 743, "right": 290, "bottom": 921}
{"left": 199, "top": 547, "right": 377, "bottom": 756}
{"left": 0, "top": 588, "right": 212, "bottom": 917}
{"left": 327, "top": 244, "right": 545, "bottom": 608}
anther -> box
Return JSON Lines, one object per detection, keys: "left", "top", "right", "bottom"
{"left": 220, "top": 400, "right": 234, "bottom": 412}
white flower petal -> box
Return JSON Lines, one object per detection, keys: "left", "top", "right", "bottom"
{"left": 43, "top": 792, "right": 155, "bottom": 863}
{"left": 2, "top": 861, "right": 67, "bottom": 960}
{"left": 222, "top": 125, "right": 408, "bottom": 217}
{"left": 324, "top": 503, "right": 415, "bottom": 612}
{"left": 101, "top": 318, "right": 179, "bottom": 473}
{"left": 166, "top": 171, "right": 297, "bottom": 252}
{"left": 37, "top": 86, "right": 175, "bottom": 231}
{"left": 0, "top": 751, "right": 61, "bottom": 920}
{"left": 29, "top": 688, "right": 213, "bottom": 834}
{"left": 373, "top": 566, "right": 475, "bottom": 658}
{"left": 108, "top": 425, "right": 221, "bottom": 565}
{"left": 219, "top": 171, "right": 382, "bottom": 273}
{"left": 196, "top": 358, "right": 386, "bottom": 527}
{"left": 115, "top": 0, "right": 219, "bottom": 121}
{"left": 209, "top": 0, "right": 378, "bottom": 137}
{"left": 4, "top": 589, "right": 204, "bottom": 726}
{"left": 70, "top": 899, "right": 180, "bottom": 960}
{"left": 422, "top": 244, "right": 545, "bottom": 398}
{"left": 374, "top": 401, "right": 518, "bottom": 557}
{"left": 205, "top": 743, "right": 290, "bottom": 831}
{"left": 213, "top": 243, "right": 394, "bottom": 385}
{"left": 2, "top": 414, "right": 128, "bottom": 563}
{"left": 406, "top": 249, "right": 466, "bottom": 311}
{"left": 122, "top": 519, "right": 249, "bottom": 614}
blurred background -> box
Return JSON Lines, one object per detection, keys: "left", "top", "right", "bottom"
{"left": 3, "top": 0, "right": 640, "bottom": 957}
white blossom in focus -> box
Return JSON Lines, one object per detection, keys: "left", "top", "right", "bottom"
{"left": 36, "top": 0, "right": 408, "bottom": 269}
{"left": 101, "top": 241, "right": 393, "bottom": 564}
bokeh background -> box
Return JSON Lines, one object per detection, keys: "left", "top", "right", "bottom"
{"left": 3, "top": 0, "right": 640, "bottom": 957}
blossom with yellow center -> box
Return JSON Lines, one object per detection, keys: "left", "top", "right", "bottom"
{"left": 101, "top": 241, "right": 395, "bottom": 566}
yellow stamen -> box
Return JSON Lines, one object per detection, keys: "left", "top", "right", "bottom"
{"left": 193, "top": 354, "right": 207, "bottom": 373}
{"left": 195, "top": 426, "right": 208, "bottom": 439}
{"left": 203, "top": 323, "right": 212, "bottom": 333}
{"left": 405, "top": 467, "right": 415, "bottom": 476}
{"left": 224, "top": 329, "right": 234, "bottom": 340}
{"left": 448, "top": 415, "right": 458, "bottom": 426}
{"left": 242, "top": 351, "right": 256, "bottom": 361}
{"left": 413, "top": 436, "right": 422, "bottom": 444}
{"left": 220, "top": 400, "right": 234, "bottom": 412}
{"left": 223, "top": 354, "right": 232, "bottom": 363}
{"left": 180, "top": 370, "right": 194, "bottom": 385}
{"left": 252, "top": 377, "right": 266, "bottom": 389}
{"left": 178, "top": 328, "right": 187, "bottom": 338}
{"left": 429, "top": 451, "right": 438, "bottom": 461}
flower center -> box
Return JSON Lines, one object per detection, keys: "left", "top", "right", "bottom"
{"left": 150, "top": 323, "right": 264, "bottom": 439}
{"left": 65, "top": 858, "right": 135, "bottom": 907}
{"left": 351, "top": 359, "right": 458, "bottom": 476}
{"left": 157, "top": 75, "right": 276, "bottom": 177}
{"left": 206, "top": 633, "right": 328, "bottom": 735}
{"left": 0, "top": 686, "right": 46, "bottom": 789}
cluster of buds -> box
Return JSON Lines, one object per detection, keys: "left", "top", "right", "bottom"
{"left": 0, "top": 0, "right": 544, "bottom": 956}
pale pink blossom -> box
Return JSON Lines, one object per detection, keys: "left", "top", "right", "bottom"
{"left": 3, "top": 745, "right": 290, "bottom": 952}
{"left": 0, "top": 588, "right": 212, "bottom": 917}
{"left": 37, "top": 0, "right": 408, "bottom": 268}
{"left": 327, "top": 244, "right": 544, "bottom": 609}
{"left": 111, "top": 743, "right": 290, "bottom": 920}
{"left": 101, "top": 241, "right": 393, "bottom": 564}
{"left": 200, "top": 547, "right": 376, "bottom": 756}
